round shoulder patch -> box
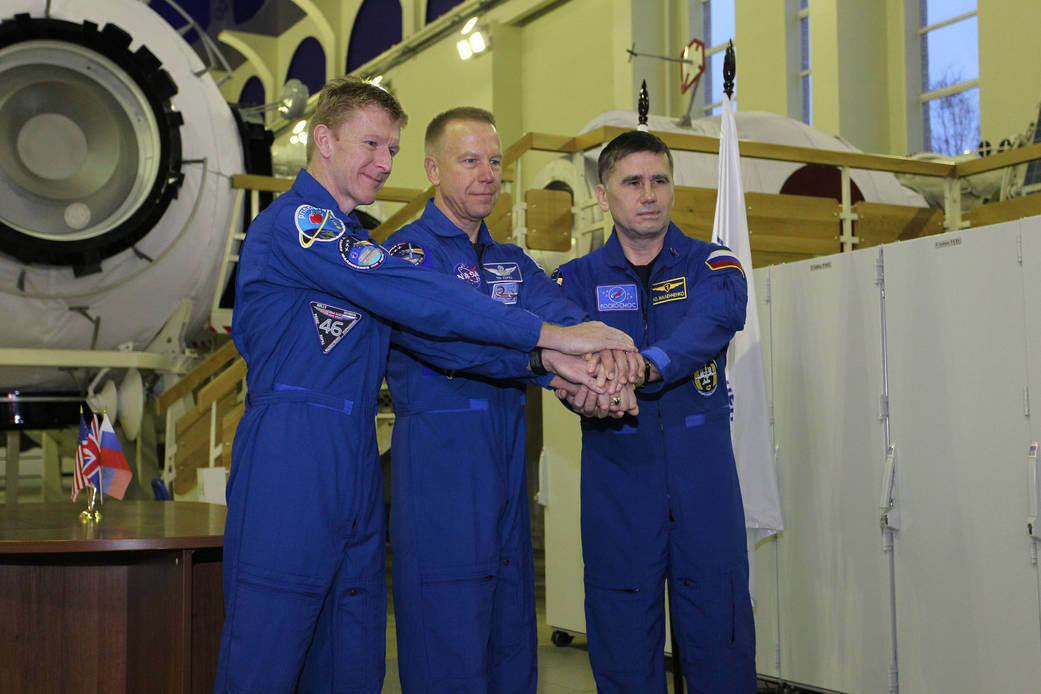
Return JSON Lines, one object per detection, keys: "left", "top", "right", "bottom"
{"left": 454, "top": 262, "right": 482, "bottom": 287}
{"left": 388, "top": 241, "right": 426, "bottom": 266}
{"left": 296, "top": 205, "right": 346, "bottom": 247}
{"left": 339, "top": 235, "right": 386, "bottom": 271}
{"left": 692, "top": 360, "right": 719, "bottom": 397}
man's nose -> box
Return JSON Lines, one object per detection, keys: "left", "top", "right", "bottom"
{"left": 375, "top": 147, "right": 393, "bottom": 171}
{"left": 477, "top": 160, "right": 495, "bottom": 181}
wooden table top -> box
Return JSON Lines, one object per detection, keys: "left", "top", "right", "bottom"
{"left": 0, "top": 501, "right": 226, "bottom": 553}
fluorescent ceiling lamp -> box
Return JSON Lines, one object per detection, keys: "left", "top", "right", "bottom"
{"left": 461, "top": 16, "right": 478, "bottom": 35}
{"left": 298, "top": 132, "right": 308, "bottom": 144}
{"left": 456, "top": 39, "right": 473, "bottom": 60}
{"left": 292, "top": 119, "right": 307, "bottom": 134}
{"left": 468, "top": 31, "right": 486, "bottom": 53}
{"left": 289, "top": 134, "right": 299, "bottom": 144}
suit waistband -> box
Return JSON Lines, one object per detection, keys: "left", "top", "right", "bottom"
{"left": 392, "top": 397, "right": 489, "bottom": 416}
{"left": 246, "top": 384, "right": 354, "bottom": 415}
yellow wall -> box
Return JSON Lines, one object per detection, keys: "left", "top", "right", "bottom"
{"left": 734, "top": 0, "right": 792, "bottom": 117}
{"left": 979, "top": 0, "right": 1041, "bottom": 146}
{"left": 215, "top": 0, "right": 1041, "bottom": 165}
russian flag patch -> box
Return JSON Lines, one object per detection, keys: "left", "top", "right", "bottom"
{"left": 705, "top": 249, "right": 745, "bottom": 277}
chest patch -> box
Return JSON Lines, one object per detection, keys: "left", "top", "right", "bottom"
{"left": 693, "top": 360, "right": 719, "bottom": 397}
{"left": 596, "top": 284, "right": 639, "bottom": 311}
{"left": 490, "top": 282, "right": 519, "bottom": 304}
{"left": 295, "top": 205, "right": 346, "bottom": 247}
{"left": 310, "top": 302, "right": 361, "bottom": 353}
{"left": 388, "top": 241, "right": 426, "bottom": 266}
{"left": 454, "top": 262, "right": 482, "bottom": 287}
{"left": 483, "top": 262, "right": 522, "bottom": 282}
{"left": 339, "top": 236, "right": 386, "bottom": 271}
{"left": 650, "top": 276, "right": 687, "bottom": 305}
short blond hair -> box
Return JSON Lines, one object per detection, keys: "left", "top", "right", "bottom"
{"left": 424, "top": 107, "right": 496, "bottom": 156}
{"left": 306, "top": 77, "right": 408, "bottom": 162}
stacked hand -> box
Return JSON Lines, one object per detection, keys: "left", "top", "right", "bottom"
{"left": 543, "top": 348, "right": 643, "bottom": 418}
{"left": 536, "top": 321, "right": 659, "bottom": 418}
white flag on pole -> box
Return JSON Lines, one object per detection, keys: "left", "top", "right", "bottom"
{"left": 712, "top": 94, "right": 783, "bottom": 547}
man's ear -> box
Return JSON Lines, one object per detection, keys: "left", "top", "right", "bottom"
{"left": 424, "top": 156, "right": 440, "bottom": 186}
{"left": 313, "top": 124, "right": 333, "bottom": 159}
{"left": 595, "top": 183, "right": 610, "bottom": 212}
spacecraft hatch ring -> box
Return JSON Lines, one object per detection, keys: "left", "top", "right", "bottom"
{"left": 0, "top": 13, "right": 184, "bottom": 272}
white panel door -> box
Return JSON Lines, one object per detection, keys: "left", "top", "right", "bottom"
{"left": 1014, "top": 215, "right": 1041, "bottom": 682}
{"left": 884, "top": 223, "right": 1041, "bottom": 693}
{"left": 753, "top": 265, "right": 781, "bottom": 679}
{"left": 768, "top": 249, "right": 890, "bottom": 693}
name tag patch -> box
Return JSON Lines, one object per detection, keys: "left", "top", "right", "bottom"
{"left": 339, "top": 236, "right": 386, "bottom": 271}
{"left": 651, "top": 276, "right": 687, "bottom": 305}
{"left": 455, "top": 262, "right": 481, "bottom": 287}
{"left": 490, "top": 282, "right": 519, "bottom": 304}
{"left": 596, "top": 284, "right": 639, "bottom": 311}
{"left": 310, "top": 302, "right": 361, "bottom": 353}
{"left": 483, "top": 262, "right": 522, "bottom": 282}
{"left": 296, "top": 205, "right": 346, "bottom": 247}
{"left": 388, "top": 241, "right": 426, "bottom": 266}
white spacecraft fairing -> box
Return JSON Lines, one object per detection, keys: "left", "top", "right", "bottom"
{"left": 0, "top": 0, "right": 243, "bottom": 395}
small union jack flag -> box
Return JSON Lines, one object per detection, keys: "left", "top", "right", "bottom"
{"left": 81, "top": 415, "right": 103, "bottom": 503}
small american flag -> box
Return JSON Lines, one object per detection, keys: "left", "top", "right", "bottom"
{"left": 70, "top": 413, "right": 89, "bottom": 501}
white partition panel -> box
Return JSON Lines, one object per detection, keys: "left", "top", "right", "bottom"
{"left": 753, "top": 266, "right": 781, "bottom": 679}
{"left": 1012, "top": 216, "right": 1041, "bottom": 675}
{"left": 884, "top": 223, "right": 1041, "bottom": 693}
{"left": 541, "top": 391, "right": 587, "bottom": 637}
{"left": 767, "top": 249, "right": 890, "bottom": 692}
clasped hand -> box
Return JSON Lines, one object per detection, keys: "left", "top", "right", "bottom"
{"left": 543, "top": 348, "right": 643, "bottom": 419}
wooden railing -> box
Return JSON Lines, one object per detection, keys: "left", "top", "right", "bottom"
{"left": 156, "top": 339, "right": 245, "bottom": 495}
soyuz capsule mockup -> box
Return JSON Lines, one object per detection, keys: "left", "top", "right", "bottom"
{"left": 0, "top": 0, "right": 245, "bottom": 398}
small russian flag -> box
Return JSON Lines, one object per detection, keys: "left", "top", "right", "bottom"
{"left": 97, "top": 413, "right": 133, "bottom": 500}
{"left": 705, "top": 248, "right": 745, "bottom": 277}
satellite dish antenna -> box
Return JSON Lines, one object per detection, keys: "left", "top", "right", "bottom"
{"left": 239, "top": 79, "right": 310, "bottom": 123}
{"left": 118, "top": 368, "right": 145, "bottom": 441}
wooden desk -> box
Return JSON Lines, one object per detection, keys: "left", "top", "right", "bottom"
{"left": 0, "top": 501, "right": 226, "bottom": 694}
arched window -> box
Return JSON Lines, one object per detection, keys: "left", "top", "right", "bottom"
{"left": 151, "top": 0, "right": 209, "bottom": 43}
{"left": 346, "top": 0, "right": 402, "bottom": 73}
{"left": 287, "top": 37, "right": 326, "bottom": 98}
{"left": 425, "top": 0, "right": 466, "bottom": 23}
{"left": 238, "top": 76, "right": 265, "bottom": 107}
{"left": 233, "top": 0, "right": 265, "bottom": 25}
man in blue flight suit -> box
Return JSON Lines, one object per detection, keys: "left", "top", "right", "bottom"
{"left": 554, "top": 130, "right": 755, "bottom": 694}
{"left": 214, "top": 78, "right": 634, "bottom": 694}
{"left": 383, "top": 107, "right": 619, "bottom": 694}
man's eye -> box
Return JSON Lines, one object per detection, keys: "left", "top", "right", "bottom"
{"left": 490, "top": 159, "right": 502, "bottom": 167}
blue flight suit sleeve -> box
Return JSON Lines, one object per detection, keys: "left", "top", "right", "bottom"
{"left": 261, "top": 203, "right": 543, "bottom": 352}
{"left": 387, "top": 239, "right": 581, "bottom": 385}
{"left": 640, "top": 248, "right": 747, "bottom": 391}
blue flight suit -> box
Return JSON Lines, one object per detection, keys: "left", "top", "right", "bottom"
{"left": 556, "top": 223, "right": 755, "bottom": 694}
{"left": 384, "top": 200, "right": 585, "bottom": 694}
{"left": 215, "top": 171, "right": 548, "bottom": 694}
